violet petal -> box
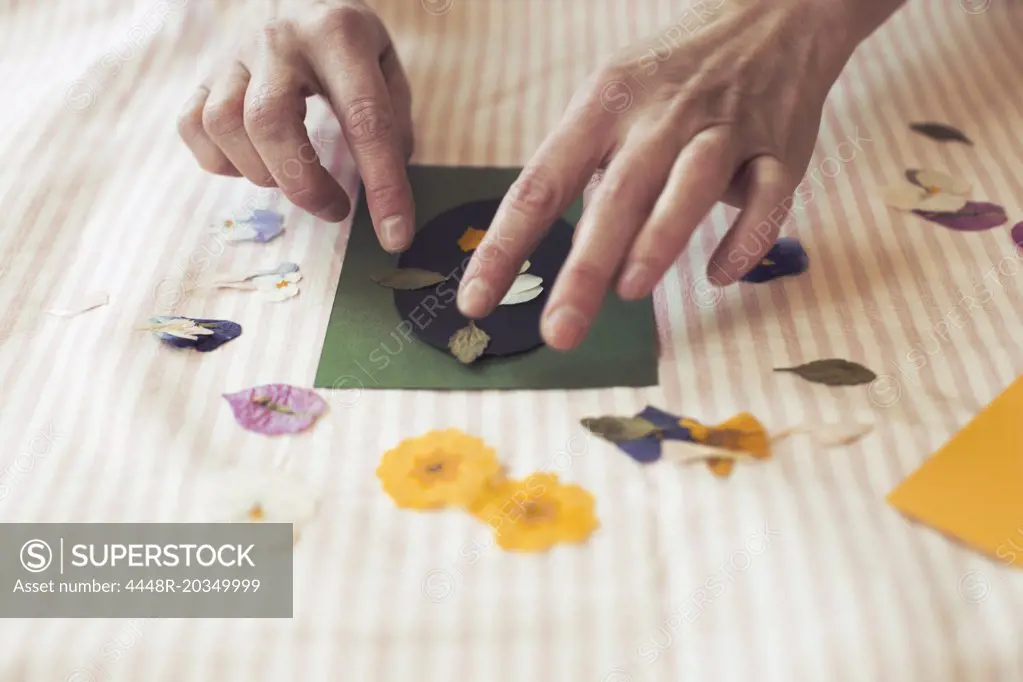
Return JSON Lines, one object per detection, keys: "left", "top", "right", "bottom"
{"left": 615, "top": 406, "right": 696, "bottom": 464}
{"left": 223, "top": 383, "right": 327, "bottom": 436}
{"left": 912, "top": 201, "right": 1008, "bottom": 232}
{"left": 1011, "top": 221, "right": 1023, "bottom": 250}
{"left": 741, "top": 237, "right": 810, "bottom": 283}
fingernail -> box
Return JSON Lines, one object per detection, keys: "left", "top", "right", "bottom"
{"left": 458, "top": 279, "right": 493, "bottom": 317}
{"left": 381, "top": 215, "right": 410, "bottom": 252}
{"left": 542, "top": 306, "right": 590, "bottom": 350}
{"left": 618, "top": 263, "right": 651, "bottom": 300}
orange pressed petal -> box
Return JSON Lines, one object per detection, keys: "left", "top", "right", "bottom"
{"left": 707, "top": 458, "right": 736, "bottom": 477}
{"left": 457, "top": 227, "right": 486, "bottom": 252}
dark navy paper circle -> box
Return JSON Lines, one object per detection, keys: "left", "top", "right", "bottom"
{"left": 394, "top": 199, "right": 573, "bottom": 358}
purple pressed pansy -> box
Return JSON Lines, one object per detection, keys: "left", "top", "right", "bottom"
{"left": 145, "top": 316, "right": 242, "bottom": 352}
{"left": 913, "top": 201, "right": 1008, "bottom": 232}
{"left": 223, "top": 209, "right": 285, "bottom": 243}
{"left": 223, "top": 384, "right": 327, "bottom": 435}
{"left": 614, "top": 406, "right": 695, "bottom": 465}
{"left": 741, "top": 237, "right": 810, "bottom": 284}
{"left": 1011, "top": 222, "right": 1023, "bottom": 250}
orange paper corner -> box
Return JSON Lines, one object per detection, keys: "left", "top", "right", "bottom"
{"left": 887, "top": 375, "right": 1023, "bottom": 568}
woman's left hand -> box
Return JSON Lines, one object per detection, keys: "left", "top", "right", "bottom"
{"left": 456, "top": 0, "right": 863, "bottom": 350}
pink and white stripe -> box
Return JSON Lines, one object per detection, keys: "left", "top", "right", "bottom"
{"left": 1, "top": 1, "right": 1022, "bottom": 680}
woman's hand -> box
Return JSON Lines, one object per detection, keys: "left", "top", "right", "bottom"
{"left": 457, "top": 0, "right": 886, "bottom": 350}
{"left": 178, "top": 0, "right": 415, "bottom": 252}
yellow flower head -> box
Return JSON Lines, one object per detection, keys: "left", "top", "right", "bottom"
{"left": 377, "top": 429, "right": 503, "bottom": 510}
{"left": 680, "top": 413, "right": 770, "bottom": 478}
{"left": 471, "top": 473, "right": 599, "bottom": 552}
{"left": 457, "top": 227, "right": 486, "bottom": 252}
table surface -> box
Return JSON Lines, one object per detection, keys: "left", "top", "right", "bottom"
{"left": 2, "top": 1, "right": 1022, "bottom": 680}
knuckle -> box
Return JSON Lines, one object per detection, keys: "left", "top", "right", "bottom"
{"left": 564, "top": 259, "right": 613, "bottom": 290}
{"left": 506, "top": 165, "right": 560, "bottom": 220}
{"left": 176, "top": 106, "right": 203, "bottom": 142}
{"left": 344, "top": 98, "right": 394, "bottom": 145}
{"left": 311, "top": 4, "right": 371, "bottom": 41}
{"left": 198, "top": 156, "right": 238, "bottom": 176}
{"left": 243, "top": 92, "right": 289, "bottom": 139}
{"left": 257, "top": 18, "right": 298, "bottom": 50}
{"left": 202, "top": 97, "right": 246, "bottom": 138}
{"left": 363, "top": 179, "right": 404, "bottom": 211}
{"left": 283, "top": 183, "right": 333, "bottom": 213}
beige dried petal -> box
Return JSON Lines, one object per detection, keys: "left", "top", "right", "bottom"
{"left": 811, "top": 421, "right": 874, "bottom": 448}
{"left": 908, "top": 168, "right": 971, "bottom": 196}
{"left": 915, "top": 193, "right": 968, "bottom": 213}
{"left": 661, "top": 440, "right": 761, "bottom": 464}
{"left": 508, "top": 274, "right": 543, "bottom": 294}
{"left": 499, "top": 286, "right": 543, "bottom": 306}
{"left": 882, "top": 182, "right": 928, "bottom": 211}
{"left": 45, "top": 292, "right": 110, "bottom": 318}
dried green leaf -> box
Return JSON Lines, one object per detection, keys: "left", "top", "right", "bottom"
{"left": 370, "top": 267, "right": 449, "bottom": 290}
{"left": 774, "top": 359, "right": 877, "bottom": 386}
{"left": 448, "top": 321, "right": 490, "bottom": 364}
{"left": 580, "top": 416, "right": 662, "bottom": 443}
{"left": 909, "top": 122, "right": 973, "bottom": 145}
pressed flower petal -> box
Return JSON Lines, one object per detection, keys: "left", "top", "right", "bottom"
{"left": 471, "top": 472, "right": 598, "bottom": 552}
{"left": 223, "top": 384, "right": 327, "bottom": 435}
{"left": 376, "top": 429, "right": 502, "bottom": 509}
{"left": 913, "top": 201, "right": 1008, "bottom": 232}
{"left": 740, "top": 238, "right": 809, "bottom": 283}
{"left": 499, "top": 286, "right": 543, "bottom": 306}
{"left": 222, "top": 209, "right": 285, "bottom": 243}
{"left": 45, "top": 291, "right": 109, "bottom": 318}
{"left": 906, "top": 168, "right": 971, "bottom": 196}
{"left": 508, "top": 274, "right": 543, "bottom": 294}
{"left": 1011, "top": 222, "right": 1023, "bottom": 250}
{"left": 201, "top": 468, "right": 319, "bottom": 544}
{"left": 457, "top": 227, "right": 487, "bottom": 252}
{"left": 915, "top": 193, "right": 968, "bottom": 213}
{"left": 882, "top": 182, "right": 929, "bottom": 211}
{"left": 146, "top": 316, "right": 240, "bottom": 351}
{"left": 601, "top": 406, "right": 695, "bottom": 465}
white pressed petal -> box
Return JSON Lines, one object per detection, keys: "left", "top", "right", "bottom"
{"left": 258, "top": 283, "right": 300, "bottom": 302}
{"left": 810, "top": 421, "right": 874, "bottom": 447}
{"left": 508, "top": 273, "right": 543, "bottom": 294}
{"left": 661, "top": 440, "right": 760, "bottom": 464}
{"left": 201, "top": 469, "right": 320, "bottom": 543}
{"left": 911, "top": 168, "right": 971, "bottom": 196}
{"left": 45, "top": 291, "right": 109, "bottom": 317}
{"left": 519, "top": 260, "right": 531, "bottom": 274}
{"left": 222, "top": 224, "right": 258, "bottom": 242}
{"left": 498, "top": 285, "right": 544, "bottom": 306}
{"left": 916, "top": 193, "right": 968, "bottom": 213}
{"left": 881, "top": 182, "right": 928, "bottom": 211}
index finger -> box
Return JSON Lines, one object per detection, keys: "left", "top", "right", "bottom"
{"left": 308, "top": 10, "right": 414, "bottom": 252}
{"left": 456, "top": 109, "right": 609, "bottom": 318}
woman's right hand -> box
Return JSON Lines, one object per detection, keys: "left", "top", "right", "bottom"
{"left": 177, "top": 0, "right": 416, "bottom": 252}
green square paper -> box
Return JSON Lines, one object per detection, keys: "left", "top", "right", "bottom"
{"left": 313, "top": 165, "right": 658, "bottom": 390}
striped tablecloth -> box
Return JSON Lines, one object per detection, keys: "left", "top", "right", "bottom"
{"left": 2, "top": 1, "right": 1023, "bottom": 680}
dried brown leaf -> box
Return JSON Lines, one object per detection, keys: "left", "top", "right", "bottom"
{"left": 448, "top": 321, "right": 490, "bottom": 364}
{"left": 370, "top": 268, "right": 449, "bottom": 290}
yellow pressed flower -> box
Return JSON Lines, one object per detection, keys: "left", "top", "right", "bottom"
{"left": 471, "top": 472, "right": 598, "bottom": 552}
{"left": 680, "top": 413, "right": 770, "bottom": 478}
{"left": 457, "top": 227, "right": 486, "bottom": 252}
{"left": 377, "top": 429, "right": 503, "bottom": 510}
